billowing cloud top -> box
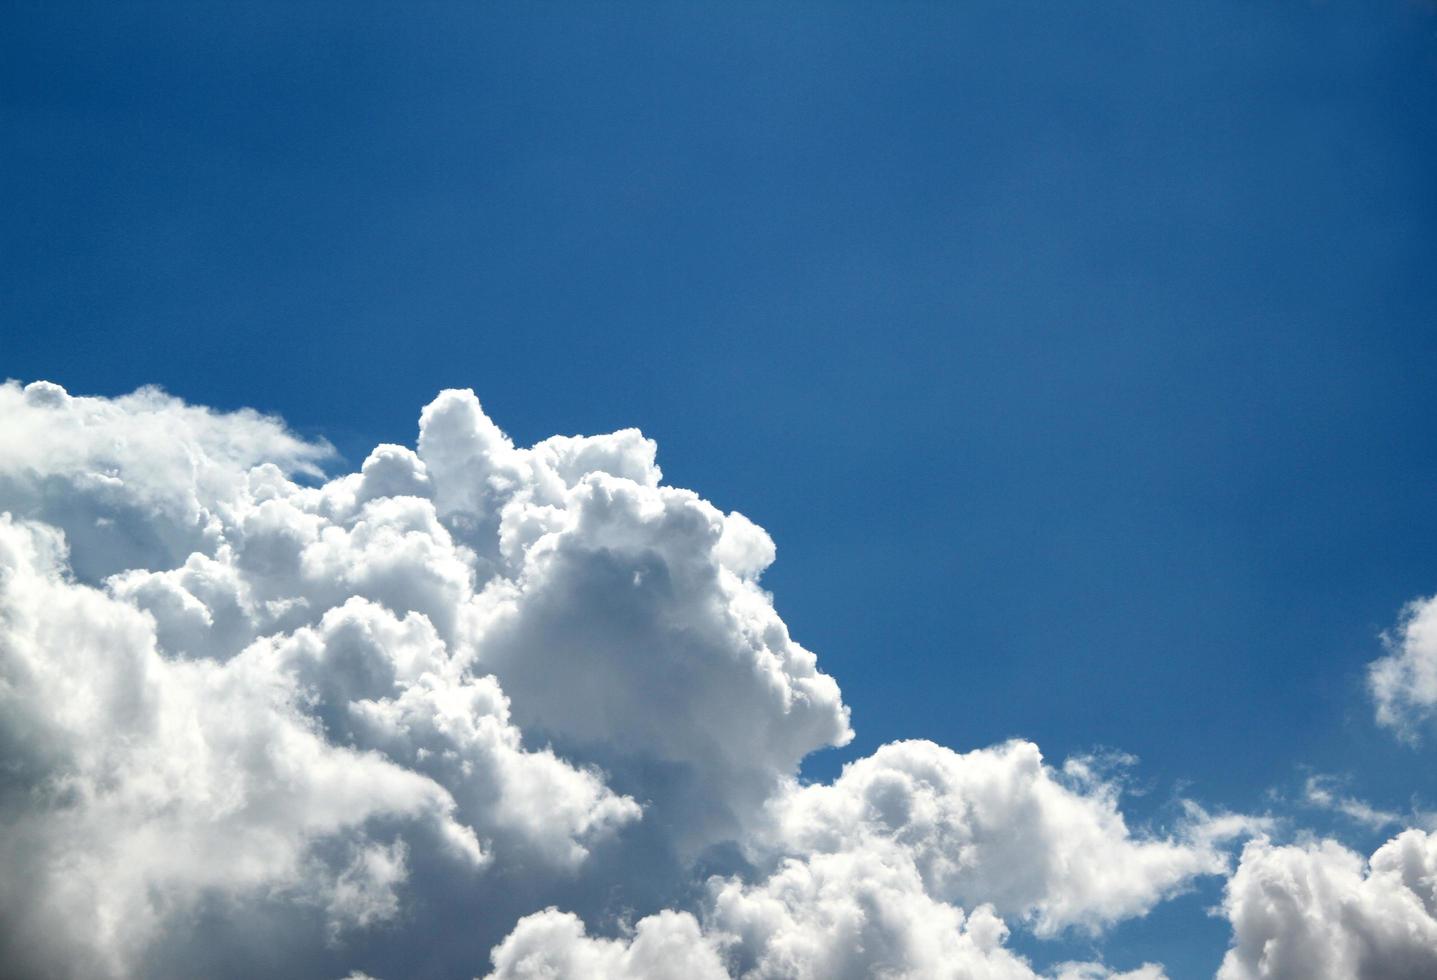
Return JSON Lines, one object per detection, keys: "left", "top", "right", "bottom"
{"left": 1369, "top": 594, "right": 1437, "bottom": 741}
{"left": 0, "top": 380, "right": 1428, "bottom": 980}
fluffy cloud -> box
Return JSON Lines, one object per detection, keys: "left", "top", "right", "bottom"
{"left": 0, "top": 383, "right": 650, "bottom": 976}
{"left": 755, "top": 739, "right": 1244, "bottom": 936}
{"left": 489, "top": 855, "right": 1169, "bottom": 980}
{"left": 1218, "top": 829, "right": 1437, "bottom": 980}
{"left": 0, "top": 515, "right": 483, "bottom": 978}
{"left": 481, "top": 739, "right": 1236, "bottom": 979}
{"left": 413, "top": 388, "right": 851, "bottom": 854}
{"left": 473, "top": 470, "right": 852, "bottom": 850}
{"left": 487, "top": 909, "right": 729, "bottom": 980}
{"left": 701, "top": 845, "right": 1168, "bottom": 980}
{"left": 0, "top": 380, "right": 329, "bottom": 581}
{"left": 1369, "top": 594, "right": 1437, "bottom": 739}
{"left": 0, "top": 380, "right": 1259, "bottom": 978}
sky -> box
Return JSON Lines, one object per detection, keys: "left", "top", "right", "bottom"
{"left": 3, "top": 4, "right": 1437, "bottom": 979}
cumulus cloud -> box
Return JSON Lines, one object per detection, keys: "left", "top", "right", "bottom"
{"left": 0, "top": 514, "right": 483, "bottom": 978}
{"left": 1369, "top": 594, "right": 1437, "bottom": 740}
{"left": 489, "top": 862, "right": 1169, "bottom": 980}
{"left": 0, "top": 382, "right": 648, "bottom": 976}
{"left": 700, "top": 845, "right": 1169, "bottom": 980}
{"left": 410, "top": 389, "right": 851, "bottom": 850}
{"left": 1218, "top": 829, "right": 1437, "bottom": 980}
{"left": 487, "top": 908, "right": 729, "bottom": 980}
{"left": 0, "top": 380, "right": 329, "bottom": 581}
{"left": 754, "top": 739, "right": 1247, "bottom": 936}
{"left": 0, "top": 380, "right": 1256, "bottom": 978}
{"left": 480, "top": 739, "right": 1239, "bottom": 979}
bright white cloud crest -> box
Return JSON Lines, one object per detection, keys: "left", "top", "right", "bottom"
{"left": 0, "top": 379, "right": 1417, "bottom": 979}
{"left": 1369, "top": 594, "right": 1437, "bottom": 740}
{"left": 1219, "top": 829, "right": 1437, "bottom": 980}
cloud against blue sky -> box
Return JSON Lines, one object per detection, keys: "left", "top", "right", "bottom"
{"left": 1, "top": 379, "right": 1434, "bottom": 979}
{"left": 4, "top": 3, "right": 1437, "bottom": 978}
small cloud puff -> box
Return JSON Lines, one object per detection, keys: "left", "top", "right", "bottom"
{"left": 1370, "top": 594, "right": 1437, "bottom": 741}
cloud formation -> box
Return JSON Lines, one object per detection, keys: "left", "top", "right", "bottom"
{"left": 1370, "top": 594, "right": 1437, "bottom": 740}
{"left": 0, "top": 380, "right": 1263, "bottom": 978}
{"left": 485, "top": 738, "right": 1226, "bottom": 979}
{"left": 755, "top": 740, "right": 1243, "bottom": 937}
{"left": 1218, "top": 829, "right": 1437, "bottom": 980}
{"left": 1302, "top": 775, "right": 1408, "bottom": 833}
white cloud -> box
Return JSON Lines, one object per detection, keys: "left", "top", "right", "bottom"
{"left": 488, "top": 850, "right": 1169, "bottom": 980}
{"left": 702, "top": 845, "right": 1168, "bottom": 980}
{"left": 0, "top": 514, "right": 483, "bottom": 978}
{"left": 0, "top": 384, "right": 647, "bottom": 976}
{"left": 1218, "top": 828, "right": 1437, "bottom": 980}
{"left": 325, "top": 839, "right": 411, "bottom": 937}
{"left": 0, "top": 381, "right": 1266, "bottom": 978}
{"left": 0, "top": 379, "right": 329, "bottom": 581}
{"left": 406, "top": 388, "right": 854, "bottom": 851}
{"left": 471, "top": 470, "right": 853, "bottom": 851}
{"left": 480, "top": 737, "right": 1244, "bottom": 979}
{"left": 755, "top": 739, "right": 1246, "bottom": 936}
{"left": 1302, "top": 775, "right": 1405, "bottom": 832}
{"left": 487, "top": 908, "right": 729, "bottom": 980}
{"left": 1369, "top": 594, "right": 1437, "bottom": 740}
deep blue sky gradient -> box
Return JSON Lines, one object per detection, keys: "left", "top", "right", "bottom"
{"left": 4, "top": 4, "right": 1437, "bottom": 975}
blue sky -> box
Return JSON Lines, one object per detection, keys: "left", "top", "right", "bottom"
{"left": 5, "top": 4, "right": 1437, "bottom": 977}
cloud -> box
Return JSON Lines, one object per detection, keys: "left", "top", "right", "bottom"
{"left": 471, "top": 469, "right": 853, "bottom": 851}
{"left": 1218, "top": 828, "right": 1437, "bottom": 980}
{"left": 0, "top": 514, "right": 483, "bottom": 978}
{"left": 480, "top": 738, "right": 1241, "bottom": 979}
{"left": 699, "top": 845, "right": 1169, "bottom": 980}
{"left": 754, "top": 739, "right": 1247, "bottom": 936}
{"left": 1369, "top": 594, "right": 1437, "bottom": 740}
{"left": 0, "top": 383, "right": 645, "bottom": 977}
{"left": 417, "top": 390, "right": 852, "bottom": 842}
{"left": 0, "top": 381, "right": 1256, "bottom": 978}
{"left": 1302, "top": 775, "right": 1407, "bottom": 832}
{"left": 488, "top": 857, "right": 1169, "bottom": 980}
{"left": 487, "top": 909, "right": 728, "bottom": 980}
{"left": 0, "top": 380, "right": 329, "bottom": 582}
